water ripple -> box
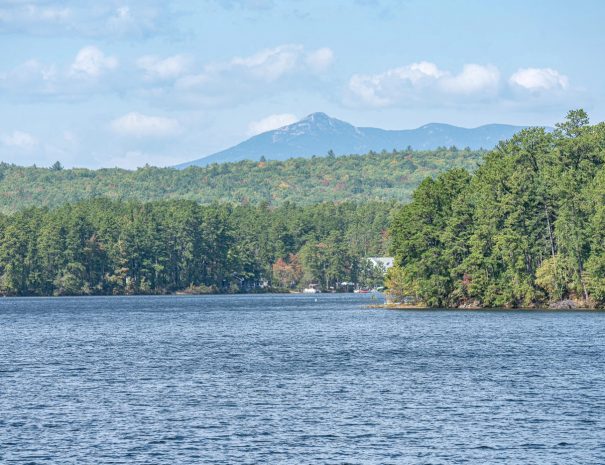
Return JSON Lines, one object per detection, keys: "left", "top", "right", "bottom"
{"left": 1, "top": 294, "right": 605, "bottom": 464}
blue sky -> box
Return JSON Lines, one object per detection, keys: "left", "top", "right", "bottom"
{"left": 0, "top": 0, "right": 603, "bottom": 168}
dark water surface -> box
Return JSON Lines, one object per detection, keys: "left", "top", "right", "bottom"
{"left": 1, "top": 294, "right": 605, "bottom": 464}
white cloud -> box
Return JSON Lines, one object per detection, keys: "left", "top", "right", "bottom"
{"left": 247, "top": 113, "right": 298, "bottom": 136}
{"left": 348, "top": 61, "right": 500, "bottom": 107}
{"left": 0, "top": 52, "right": 118, "bottom": 100}
{"left": 348, "top": 61, "right": 444, "bottom": 107}
{"left": 1, "top": 130, "right": 38, "bottom": 150}
{"left": 137, "top": 54, "right": 190, "bottom": 80}
{"left": 440, "top": 64, "right": 499, "bottom": 95}
{"left": 229, "top": 44, "right": 303, "bottom": 81}
{"left": 110, "top": 112, "right": 181, "bottom": 138}
{"left": 70, "top": 46, "right": 118, "bottom": 78}
{"left": 305, "top": 47, "right": 334, "bottom": 73}
{"left": 169, "top": 44, "right": 336, "bottom": 108}
{"left": 509, "top": 67, "right": 569, "bottom": 92}
{"left": 0, "top": 1, "right": 170, "bottom": 38}
{"left": 179, "top": 44, "right": 330, "bottom": 90}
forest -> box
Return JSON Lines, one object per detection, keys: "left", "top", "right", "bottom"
{"left": 3, "top": 111, "right": 604, "bottom": 306}
{"left": 0, "top": 147, "right": 483, "bottom": 214}
{"left": 0, "top": 199, "right": 396, "bottom": 296}
{"left": 387, "top": 110, "right": 605, "bottom": 308}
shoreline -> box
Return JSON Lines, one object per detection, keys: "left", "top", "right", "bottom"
{"left": 0, "top": 291, "right": 375, "bottom": 299}
{"left": 374, "top": 303, "right": 604, "bottom": 311}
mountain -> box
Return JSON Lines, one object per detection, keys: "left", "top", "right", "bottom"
{"left": 177, "top": 112, "right": 526, "bottom": 168}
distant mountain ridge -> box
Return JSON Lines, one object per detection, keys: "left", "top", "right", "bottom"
{"left": 177, "top": 112, "right": 526, "bottom": 168}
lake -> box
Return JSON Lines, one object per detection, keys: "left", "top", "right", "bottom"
{"left": 1, "top": 294, "right": 604, "bottom": 464}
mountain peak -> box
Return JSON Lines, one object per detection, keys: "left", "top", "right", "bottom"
{"left": 271, "top": 112, "right": 353, "bottom": 138}
{"left": 295, "top": 112, "right": 347, "bottom": 129}
{"left": 176, "top": 115, "right": 526, "bottom": 168}
{"left": 302, "top": 112, "right": 332, "bottom": 122}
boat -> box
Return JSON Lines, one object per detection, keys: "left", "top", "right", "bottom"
{"left": 354, "top": 289, "right": 371, "bottom": 294}
{"left": 303, "top": 284, "right": 321, "bottom": 294}
{"left": 303, "top": 287, "right": 321, "bottom": 294}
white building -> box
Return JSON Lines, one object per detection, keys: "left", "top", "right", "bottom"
{"left": 368, "top": 257, "right": 394, "bottom": 273}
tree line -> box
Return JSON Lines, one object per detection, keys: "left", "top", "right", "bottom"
{"left": 0, "top": 147, "right": 483, "bottom": 214}
{"left": 0, "top": 199, "right": 396, "bottom": 296}
{"left": 387, "top": 110, "right": 605, "bottom": 308}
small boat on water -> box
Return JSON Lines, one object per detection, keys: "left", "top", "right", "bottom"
{"left": 303, "top": 288, "right": 321, "bottom": 294}
{"left": 354, "top": 289, "right": 371, "bottom": 294}
{"left": 303, "top": 284, "right": 321, "bottom": 294}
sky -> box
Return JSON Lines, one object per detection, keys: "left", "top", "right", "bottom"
{"left": 0, "top": 0, "right": 603, "bottom": 169}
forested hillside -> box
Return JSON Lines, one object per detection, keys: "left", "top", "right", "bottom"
{"left": 387, "top": 110, "right": 605, "bottom": 308}
{"left": 0, "top": 147, "right": 483, "bottom": 214}
{"left": 0, "top": 199, "right": 396, "bottom": 296}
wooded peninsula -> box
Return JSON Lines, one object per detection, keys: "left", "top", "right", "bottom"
{"left": 387, "top": 110, "right": 605, "bottom": 309}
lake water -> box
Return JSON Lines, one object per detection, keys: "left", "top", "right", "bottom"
{"left": 1, "top": 294, "right": 604, "bottom": 464}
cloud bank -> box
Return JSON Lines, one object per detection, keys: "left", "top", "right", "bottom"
{"left": 347, "top": 62, "right": 569, "bottom": 107}
{"left": 509, "top": 67, "right": 569, "bottom": 92}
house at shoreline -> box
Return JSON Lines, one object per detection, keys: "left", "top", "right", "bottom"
{"left": 368, "top": 257, "right": 394, "bottom": 273}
